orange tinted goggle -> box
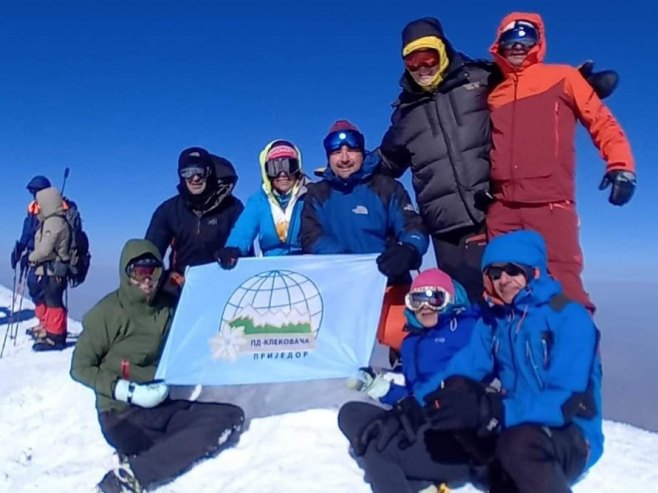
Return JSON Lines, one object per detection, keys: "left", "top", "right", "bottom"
{"left": 404, "top": 49, "right": 440, "bottom": 71}
{"left": 126, "top": 258, "right": 161, "bottom": 281}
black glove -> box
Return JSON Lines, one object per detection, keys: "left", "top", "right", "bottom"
{"left": 216, "top": 247, "right": 241, "bottom": 270}
{"left": 376, "top": 243, "right": 421, "bottom": 278}
{"left": 577, "top": 60, "right": 619, "bottom": 100}
{"left": 353, "top": 397, "right": 425, "bottom": 456}
{"left": 599, "top": 170, "right": 636, "bottom": 206}
{"left": 424, "top": 376, "right": 504, "bottom": 436}
{"left": 10, "top": 241, "right": 23, "bottom": 270}
{"left": 158, "top": 270, "right": 184, "bottom": 301}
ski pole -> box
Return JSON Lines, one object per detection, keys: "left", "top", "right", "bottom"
{"left": 0, "top": 265, "right": 18, "bottom": 358}
{"left": 61, "top": 167, "right": 70, "bottom": 196}
{"left": 0, "top": 269, "right": 18, "bottom": 358}
{"left": 11, "top": 276, "right": 27, "bottom": 344}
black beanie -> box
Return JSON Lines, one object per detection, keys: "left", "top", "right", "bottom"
{"left": 178, "top": 146, "right": 213, "bottom": 171}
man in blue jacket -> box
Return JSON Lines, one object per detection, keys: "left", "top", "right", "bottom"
{"left": 414, "top": 230, "right": 602, "bottom": 493}
{"left": 301, "top": 120, "right": 428, "bottom": 284}
{"left": 10, "top": 175, "right": 52, "bottom": 335}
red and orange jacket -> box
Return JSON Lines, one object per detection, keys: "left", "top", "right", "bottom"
{"left": 487, "top": 12, "right": 635, "bottom": 204}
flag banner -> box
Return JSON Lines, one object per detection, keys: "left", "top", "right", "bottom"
{"left": 156, "top": 254, "right": 387, "bottom": 386}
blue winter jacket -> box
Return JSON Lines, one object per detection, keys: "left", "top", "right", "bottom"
{"left": 415, "top": 230, "right": 603, "bottom": 471}
{"left": 18, "top": 206, "right": 40, "bottom": 253}
{"left": 300, "top": 152, "right": 428, "bottom": 257}
{"left": 227, "top": 141, "right": 307, "bottom": 257}
{"left": 381, "top": 284, "right": 478, "bottom": 406}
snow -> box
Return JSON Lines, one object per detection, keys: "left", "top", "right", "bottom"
{"left": 1, "top": 284, "right": 657, "bottom": 492}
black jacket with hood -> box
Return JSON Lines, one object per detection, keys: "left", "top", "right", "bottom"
{"left": 378, "top": 17, "right": 495, "bottom": 236}
{"left": 146, "top": 154, "right": 244, "bottom": 274}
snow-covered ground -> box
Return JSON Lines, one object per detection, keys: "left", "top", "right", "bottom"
{"left": 1, "top": 285, "right": 657, "bottom": 492}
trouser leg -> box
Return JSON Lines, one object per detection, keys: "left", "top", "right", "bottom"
{"left": 493, "top": 424, "right": 588, "bottom": 493}
{"left": 432, "top": 224, "right": 487, "bottom": 302}
{"left": 338, "top": 402, "right": 470, "bottom": 493}
{"left": 521, "top": 203, "right": 595, "bottom": 313}
{"left": 128, "top": 401, "right": 244, "bottom": 488}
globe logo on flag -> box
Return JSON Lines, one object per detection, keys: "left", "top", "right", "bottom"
{"left": 210, "top": 270, "right": 324, "bottom": 361}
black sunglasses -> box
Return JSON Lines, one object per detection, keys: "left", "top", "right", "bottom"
{"left": 486, "top": 263, "right": 529, "bottom": 281}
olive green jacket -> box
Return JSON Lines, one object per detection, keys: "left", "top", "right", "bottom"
{"left": 70, "top": 239, "right": 173, "bottom": 413}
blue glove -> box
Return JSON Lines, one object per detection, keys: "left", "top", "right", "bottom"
{"left": 114, "top": 379, "right": 169, "bottom": 408}
{"left": 599, "top": 170, "right": 636, "bottom": 206}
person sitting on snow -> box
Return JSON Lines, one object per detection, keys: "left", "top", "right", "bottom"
{"left": 411, "top": 230, "right": 603, "bottom": 493}
{"left": 70, "top": 239, "right": 245, "bottom": 493}
{"left": 337, "top": 268, "right": 480, "bottom": 493}
{"left": 216, "top": 139, "right": 310, "bottom": 268}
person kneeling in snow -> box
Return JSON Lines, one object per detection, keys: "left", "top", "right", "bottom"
{"left": 413, "top": 230, "right": 603, "bottom": 493}
{"left": 337, "top": 268, "right": 480, "bottom": 493}
{"left": 70, "top": 239, "right": 244, "bottom": 493}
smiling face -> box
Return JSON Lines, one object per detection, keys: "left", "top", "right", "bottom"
{"left": 487, "top": 263, "right": 529, "bottom": 304}
{"left": 501, "top": 44, "right": 531, "bottom": 68}
{"left": 328, "top": 145, "right": 364, "bottom": 179}
{"left": 185, "top": 175, "right": 208, "bottom": 195}
{"left": 271, "top": 173, "right": 296, "bottom": 194}
{"left": 415, "top": 308, "right": 439, "bottom": 328}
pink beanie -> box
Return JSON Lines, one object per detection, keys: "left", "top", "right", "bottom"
{"left": 410, "top": 268, "right": 455, "bottom": 298}
{"left": 266, "top": 140, "right": 299, "bottom": 161}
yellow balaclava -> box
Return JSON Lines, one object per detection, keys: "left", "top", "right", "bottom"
{"left": 403, "top": 36, "right": 450, "bottom": 92}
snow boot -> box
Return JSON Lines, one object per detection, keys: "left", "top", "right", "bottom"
{"left": 32, "top": 333, "right": 66, "bottom": 352}
{"left": 96, "top": 462, "right": 143, "bottom": 493}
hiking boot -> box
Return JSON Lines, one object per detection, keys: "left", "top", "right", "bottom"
{"left": 32, "top": 336, "right": 65, "bottom": 352}
{"left": 96, "top": 462, "right": 142, "bottom": 493}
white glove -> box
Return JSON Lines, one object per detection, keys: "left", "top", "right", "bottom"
{"left": 345, "top": 367, "right": 391, "bottom": 400}
{"left": 114, "top": 379, "right": 169, "bottom": 408}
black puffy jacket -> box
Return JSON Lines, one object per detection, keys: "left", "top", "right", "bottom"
{"left": 379, "top": 52, "right": 494, "bottom": 236}
{"left": 145, "top": 156, "right": 244, "bottom": 274}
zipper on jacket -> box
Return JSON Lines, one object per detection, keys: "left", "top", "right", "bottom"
{"left": 554, "top": 102, "right": 560, "bottom": 158}
{"left": 510, "top": 77, "right": 519, "bottom": 191}
{"left": 541, "top": 337, "right": 550, "bottom": 369}
{"left": 196, "top": 217, "right": 201, "bottom": 235}
{"left": 432, "top": 96, "right": 474, "bottom": 222}
{"left": 525, "top": 338, "right": 545, "bottom": 389}
{"left": 507, "top": 312, "right": 520, "bottom": 392}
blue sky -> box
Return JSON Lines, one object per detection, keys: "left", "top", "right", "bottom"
{"left": 0, "top": 0, "right": 656, "bottom": 318}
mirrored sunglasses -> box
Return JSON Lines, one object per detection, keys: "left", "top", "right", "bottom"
{"left": 265, "top": 157, "right": 300, "bottom": 178}
{"left": 179, "top": 166, "right": 209, "bottom": 180}
{"left": 498, "top": 24, "right": 538, "bottom": 51}
{"left": 323, "top": 129, "right": 365, "bottom": 155}
{"left": 404, "top": 287, "right": 451, "bottom": 312}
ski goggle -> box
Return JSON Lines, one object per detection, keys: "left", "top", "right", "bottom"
{"left": 485, "top": 263, "right": 530, "bottom": 281}
{"left": 126, "top": 257, "right": 162, "bottom": 282}
{"left": 265, "top": 157, "right": 300, "bottom": 178}
{"left": 404, "top": 287, "right": 451, "bottom": 312}
{"left": 323, "top": 129, "right": 365, "bottom": 155}
{"left": 498, "top": 23, "right": 538, "bottom": 51}
{"left": 404, "top": 49, "right": 441, "bottom": 71}
{"left": 179, "top": 166, "right": 210, "bottom": 180}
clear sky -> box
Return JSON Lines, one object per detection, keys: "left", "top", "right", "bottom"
{"left": 1, "top": 0, "right": 656, "bottom": 318}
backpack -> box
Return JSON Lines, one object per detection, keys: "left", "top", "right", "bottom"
{"left": 61, "top": 199, "right": 91, "bottom": 288}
